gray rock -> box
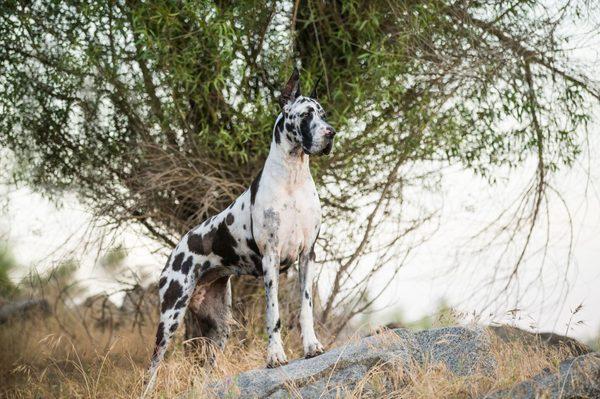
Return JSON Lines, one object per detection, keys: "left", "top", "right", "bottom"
{"left": 489, "top": 325, "right": 591, "bottom": 356}
{"left": 0, "top": 298, "right": 50, "bottom": 324}
{"left": 202, "top": 326, "right": 494, "bottom": 399}
{"left": 482, "top": 352, "right": 600, "bottom": 399}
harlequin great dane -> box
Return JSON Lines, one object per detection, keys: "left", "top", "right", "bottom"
{"left": 144, "top": 69, "right": 336, "bottom": 394}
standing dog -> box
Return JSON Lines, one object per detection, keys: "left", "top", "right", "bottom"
{"left": 144, "top": 69, "right": 336, "bottom": 393}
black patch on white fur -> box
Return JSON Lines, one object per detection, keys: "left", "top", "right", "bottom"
{"left": 155, "top": 322, "right": 164, "bottom": 346}
{"left": 212, "top": 220, "right": 240, "bottom": 266}
{"left": 250, "top": 168, "right": 263, "bottom": 205}
{"left": 162, "top": 280, "right": 183, "bottom": 312}
{"left": 299, "top": 110, "right": 314, "bottom": 151}
{"left": 181, "top": 256, "right": 193, "bottom": 275}
{"left": 274, "top": 116, "right": 284, "bottom": 144}
{"left": 171, "top": 252, "right": 185, "bottom": 272}
{"left": 187, "top": 233, "right": 204, "bottom": 255}
{"left": 174, "top": 294, "right": 188, "bottom": 309}
{"left": 250, "top": 254, "right": 262, "bottom": 275}
{"left": 245, "top": 235, "right": 262, "bottom": 273}
{"left": 203, "top": 229, "right": 216, "bottom": 252}
{"left": 188, "top": 229, "right": 216, "bottom": 256}
{"left": 158, "top": 276, "right": 167, "bottom": 289}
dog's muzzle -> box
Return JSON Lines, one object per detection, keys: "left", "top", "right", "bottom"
{"left": 320, "top": 127, "right": 336, "bottom": 155}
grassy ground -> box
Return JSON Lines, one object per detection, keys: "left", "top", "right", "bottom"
{"left": 0, "top": 294, "right": 588, "bottom": 399}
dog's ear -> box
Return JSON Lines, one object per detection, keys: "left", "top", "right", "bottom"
{"left": 279, "top": 68, "right": 301, "bottom": 109}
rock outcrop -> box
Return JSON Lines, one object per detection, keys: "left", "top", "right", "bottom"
{"left": 483, "top": 352, "right": 600, "bottom": 399}
{"left": 0, "top": 298, "right": 50, "bottom": 324}
{"left": 206, "top": 326, "right": 494, "bottom": 399}
{"left": 489, "top": 325, "right": 592, "bottom": 356}
{"left": 185, "top": 325, "right": 597, "bottom": 399}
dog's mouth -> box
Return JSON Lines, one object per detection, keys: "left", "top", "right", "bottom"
{"left": 302, "top": 139, "right": 334, "bottom": 156}
{"left": 320, "top": 140, "right": 333, "bottom": 156}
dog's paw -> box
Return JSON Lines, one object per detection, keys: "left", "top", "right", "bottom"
{"left": 304, "top": 340, "right": 325, "bottom": 358}
{"left": 266, "top": 343, "right": 288, "bottom": 368}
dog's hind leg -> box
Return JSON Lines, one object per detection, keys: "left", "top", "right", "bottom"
{"left": 184, "top": 275, "right": 232, "bottom": 360}
{"left": 143, "top": 253, "right": 197, "bottom": 397}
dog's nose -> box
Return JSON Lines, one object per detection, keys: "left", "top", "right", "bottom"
{"left": 324, "top": 127, "right": 336, "bottom": 138}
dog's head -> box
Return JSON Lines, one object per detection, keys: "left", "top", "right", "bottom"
{"left": 276, "top": 68, "right": 336, "bottom": 156}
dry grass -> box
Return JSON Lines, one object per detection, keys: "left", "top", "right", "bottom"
{"left": 0, "top": 294, "right": 585, "bottom": 399}
{"left": 0, "top": 277, "right": 311, "bottom": 399}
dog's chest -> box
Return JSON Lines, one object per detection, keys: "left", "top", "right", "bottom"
{"left": 279, "top": 185, "right": 320, "bottom": 243}
{"left": 253, "top": 173, "right": 321, "bottom": 260}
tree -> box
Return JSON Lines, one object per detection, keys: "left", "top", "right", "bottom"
{"left": 1, "top": 0, "right": 598, "bottom": 341}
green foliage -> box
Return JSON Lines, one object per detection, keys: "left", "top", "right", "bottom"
{"left": 0, "top": 0, "right": 596, "bottom": 255}
{"left": 0, "top": 242, "right": 18, "bottom": 298}
{"left": 407, "top": 299, "right": 459, "bottom": 330}
{"left": 99, "top": 245, "right": 127, "bottom": 271}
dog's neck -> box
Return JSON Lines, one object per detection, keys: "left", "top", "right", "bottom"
{"left": 265, "top": 115, "right": 310, "bottom": 184}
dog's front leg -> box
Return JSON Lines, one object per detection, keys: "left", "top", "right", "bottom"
{"left": 262, "top": 252, "right": 288, "bottom": 367}
{"left": 299, "top": 252, "right": 324, "bottom": 358}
